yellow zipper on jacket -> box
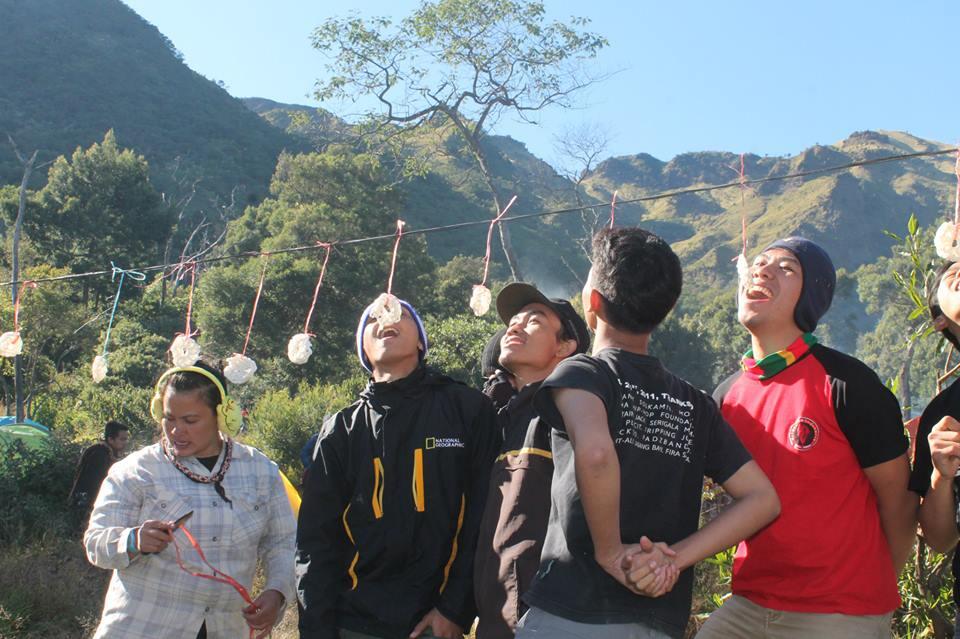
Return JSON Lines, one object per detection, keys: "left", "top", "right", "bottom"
{"left": 439, "top": 494, "right": 466, "bottom": 593}
{"left": 372, "top": 457, "right": 385, "bottom": 519}
{"left": 342, "top": 503, "right": 359, "bottom": 590}
{"left": 412, "top": 448, "right": 425, "bottom": 512}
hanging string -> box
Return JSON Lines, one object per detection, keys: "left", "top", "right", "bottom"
{"left": 738, "top": 154, "right": 748, "bottom": 256}
{"left": 954, "top": 149, "right": 960, "bottom": 227}
{"left": 178, "top": 262, "right": 198, "bottom": 338}
{"left": 609, "top": 190, "right": 618, "bottom": 229}
{"left": 385, "top": 220, "right": 405, "bottom": 295}
{"left": 302, "top": 243, "right": 332, "bottom": 336}
{"left": 480, "top": 196, "right": 518, "bottom": 287}
{"left": 241, "top": 257, "right": 270, "bottom": 356}
{"left": 101, "top": 263, "right": 146, "bottom": 356}
{"left": 952, "top": 148, "right": 960, "bottom": 248}
{"left": 12, "top": 280, "right": 37, "bottom": 333}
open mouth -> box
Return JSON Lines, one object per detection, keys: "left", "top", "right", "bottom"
{"left": 378, "top": 327, "right": 400, "bottom": 339}
{"left": 744, "top": 285, "right": 772, "bottom": 301}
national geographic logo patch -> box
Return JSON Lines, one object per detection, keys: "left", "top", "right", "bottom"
{"left": 424, "top": 437, "right": 465, "bottom": 450}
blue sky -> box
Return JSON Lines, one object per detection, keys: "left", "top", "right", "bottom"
{"left": 122, "top": 0, "right": 957, "bottom": 168}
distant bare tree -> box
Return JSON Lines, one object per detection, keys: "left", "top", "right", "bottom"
{"left": 312, "top": 0, "right": 609, "bottom": 280}
{"left": 554, "top": 122, "right": 611, "bottom": 257}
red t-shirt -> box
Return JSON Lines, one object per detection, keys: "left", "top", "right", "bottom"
{"left": 715, "top": 344, "right": 907, "bottom": 614}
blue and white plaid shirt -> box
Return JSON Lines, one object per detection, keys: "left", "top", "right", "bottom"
{"left": 85, "top": 440, "right": 296, "bottom": 638}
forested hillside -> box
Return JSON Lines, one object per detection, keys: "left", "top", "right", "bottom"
{"left": 0, "top": 2, "right": 956, "bottom": 635}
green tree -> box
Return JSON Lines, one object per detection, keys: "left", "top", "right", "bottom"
{"left": 194, "top": 149, "right": 438, "bottom": 385}
{"left": 854, "top": 217, "right": 942, "bottom": 414}
{"left": 311, "top": 0, "right": 608, "bottom": 280}
{"left": 29, "top": 131, "right": 172, "bottom": 304}
{"left": 425, "top": 312, "right": 502, "bottom": 387}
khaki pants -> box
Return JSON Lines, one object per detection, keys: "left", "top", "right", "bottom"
{"left": 696, "top": 595, "right": 893, "bottom": 639}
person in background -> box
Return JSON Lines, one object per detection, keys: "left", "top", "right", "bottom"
{"left": 481, "top": 327, "right": 514, "bottom": 410}
{"left": 474, "top": 283, "right": 590, "bottom": 639}
{"left": 69, "top": 420, "right": 130, "bottom": 523}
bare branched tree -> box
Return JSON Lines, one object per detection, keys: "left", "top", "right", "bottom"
{"left": 553, "top": 122, "right": 611, "bottom": 258}
{"left": 311, "top": 0, "right": 609, "bottom": 280}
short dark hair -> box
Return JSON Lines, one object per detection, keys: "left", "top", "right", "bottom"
{"left": 104, "top": 420, "right": 129, "bottom": 440}
{"left": 159, "top": 358, "right": 227, "bottom": 415}
{"left": 928, "top": 261, "right": 960, "bottom": 351}
{"left": 590, "top": 227, "right": 682, "bottom": 334}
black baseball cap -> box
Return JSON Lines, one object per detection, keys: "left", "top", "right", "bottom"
{"left": 496, "top": 283, "right": 591, "bottom": 354}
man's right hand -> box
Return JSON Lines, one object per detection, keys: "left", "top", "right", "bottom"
{"left": 622, "top": 537, "right": 680, "bottom": 597}
{"left": 596, "top": 537, "right": 678, "bottom": 598}
{"left": 137, "top": 519, "right": 174, "bottom": 554}
{"left": 929, "top": 416, "right": 960, "bottom": 479}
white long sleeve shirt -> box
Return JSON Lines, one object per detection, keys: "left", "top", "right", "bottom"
{"left": 84, "top": 440, "right": 296, "bottom": 638}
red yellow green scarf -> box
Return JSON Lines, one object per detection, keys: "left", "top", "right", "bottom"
{"left": 741, "top": 333, "right": 818, "bottom": 380}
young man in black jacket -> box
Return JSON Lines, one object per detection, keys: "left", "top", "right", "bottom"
{"left": 474, "top": 283, "right": 590, "bottom": 639}
{"left": 296, "top": 298, "right": 499, "bottom": 639}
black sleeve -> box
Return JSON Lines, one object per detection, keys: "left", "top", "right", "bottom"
{"left": 910, "top": 406, "right": 936, "bottom": 496}
{"left": 533, "top": 355, "right": 617, "bottom": 434}
{"left": 909, "top": 385, "right": 960, "bottom": 496}
{"left": 703, "top": 405, "right": 753, "bottom": 484}
{"left": 820, "top": 349, "right": 908, "bottom": 468}
{"left": 712, "top": 370, "right": 742, "bottom": 408}
{"left": 436, "top": 393, "right": 500, "bottom": 630}
{"left": 296, "top": 413, "right": 352, "bottom": 639}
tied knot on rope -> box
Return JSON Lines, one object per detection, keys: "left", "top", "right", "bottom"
{"left": 110, "top": 262, "right": 147, "bottom": 284}
{"left": 93, "top": 264, "right": 147, "bottom": 383}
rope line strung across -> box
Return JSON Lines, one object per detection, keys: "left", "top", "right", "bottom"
{"left": 4, "top": 145, "right": 956, "bottom": 289}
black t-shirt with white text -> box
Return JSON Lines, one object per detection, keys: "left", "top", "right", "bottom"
{"left": 525, "top": 348, "right": 752, "bottom": 637}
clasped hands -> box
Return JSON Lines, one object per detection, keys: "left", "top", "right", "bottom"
{"left": 597, "top": 536, "right": 680, "bottom": 598}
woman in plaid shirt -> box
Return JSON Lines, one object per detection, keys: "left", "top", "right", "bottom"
{"left": 84, "top": 361, "right": 296, "bottom": 638}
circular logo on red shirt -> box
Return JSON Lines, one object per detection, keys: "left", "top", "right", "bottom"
{"left": 788, "top": 416, "right": 820, "bottom": 451}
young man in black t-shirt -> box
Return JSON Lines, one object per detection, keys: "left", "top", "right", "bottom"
{"left": 515, "top": 228, "right": 780, "bottom": 639}
{"left": 911, "top": 260, "right": 960, "bottom": 636}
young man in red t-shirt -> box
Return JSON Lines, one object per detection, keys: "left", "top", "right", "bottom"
{"left": 699, "top": 237, "right": 918, "bottom": 638}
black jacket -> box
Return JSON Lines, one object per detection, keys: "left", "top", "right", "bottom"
{"left": 474, "top": 382, "right": 553, "bottom": 639}
{"left": 68, "top": 442, "right": 114, "bottom": 509}
{"left": 296, "top": 365, "right": 500, "bottom": 639}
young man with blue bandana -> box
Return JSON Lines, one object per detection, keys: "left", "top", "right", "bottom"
{"left": 296, "top": 299, "right": 499, "bottom": 639}
{"left": 699, "top": 237, "right": 918, "bottom": 638}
